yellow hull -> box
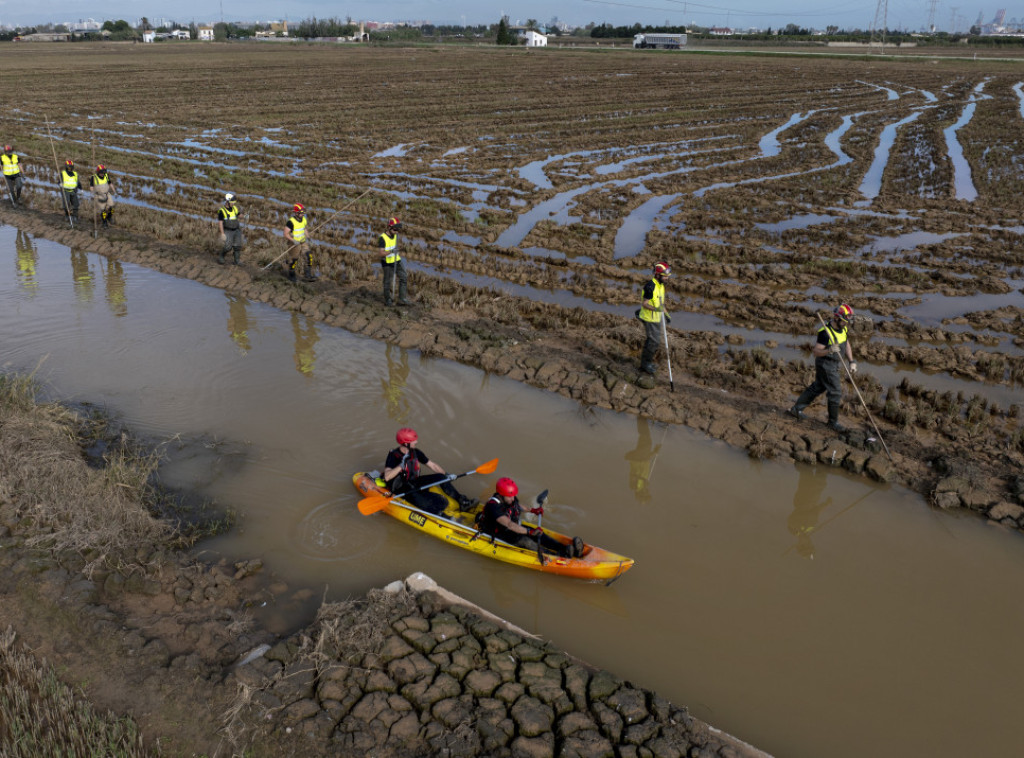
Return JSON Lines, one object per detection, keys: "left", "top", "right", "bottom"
{"left": 353, "top": 473, "right": 634, "bottom": 583}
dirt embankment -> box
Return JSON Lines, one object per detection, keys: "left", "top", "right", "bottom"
{"left": 4, "top": 204, "right": 1024, "bottom": 536}
{"left": 0, "top": 370, "right": 764, "bottom": 757}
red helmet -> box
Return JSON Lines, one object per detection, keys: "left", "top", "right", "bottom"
{"left": 388, "top": 217, "right": 401, "bottom": 228}
{"left": 496, "top": 477, "right": 518, "bottom": 498}
{"left": 293, "top": 203, "right": 305, "bottom": 214}
{"left": 65, "top": 159, "right": 74, "bottom": 167}
{"left": 96, "top": 164, "right": 106, "bottom": 172}
{"left": 654, "top": 261, "right": 671, "bottom": 276}
{"left": 834, "top": 304, "right": 854, "bottom": 323}
{"left": 3, "top": 145, "right": 11, "bottom": 152}
{"left": 396, "top": 428, "right": 418, "bottom": 445}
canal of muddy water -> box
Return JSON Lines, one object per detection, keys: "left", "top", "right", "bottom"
{"left": 3, "top": 224, "right": 1023, "bottom": 758}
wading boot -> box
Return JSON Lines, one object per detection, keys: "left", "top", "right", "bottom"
{"left": 787, "top": 406, "right": 805, "bottom": 421}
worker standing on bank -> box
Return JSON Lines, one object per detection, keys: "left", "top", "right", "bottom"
{"left": 61, "top": 159, "right": 82, "bottom": 222}
{"left": 2, "top": 144, "right": 24, "bottom": 208}
{"left": 90, "top": 165, "right": 116, "bottom": 228}
{"left": 285, "top": 203, "right": 316, "bottom": 282}
{"left": 637, "top": 261, "right": 671, "bottom": 389}
{"left": 788, "top": 304, "right": 857, "bottom": 433}
{"left": 377, "top": 217, "right": 409, "bottom": 306}
{"left": 216, "top": 192, "right": 243, "bottom": 264}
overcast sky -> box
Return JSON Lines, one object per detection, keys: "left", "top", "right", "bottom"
{"left": 0, "top": 1, "right": 971, "bottom": 32}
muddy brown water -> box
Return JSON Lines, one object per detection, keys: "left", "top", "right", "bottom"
{"left": 3, "top": 224, "right": 1024, "bottom": 758}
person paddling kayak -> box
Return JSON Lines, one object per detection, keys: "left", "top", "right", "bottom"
{"left": 478, "top": 477, "right": 584, "bottom": 558}
{"left": 382, "top": 428, "right": 476, "bottom": 515}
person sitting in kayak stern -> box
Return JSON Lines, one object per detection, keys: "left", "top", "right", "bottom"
{"left": 383, "top": 428, "right": 476, "bottom": 515}
{"left": 479, "top": 477, "right": 584, "bottom": 558}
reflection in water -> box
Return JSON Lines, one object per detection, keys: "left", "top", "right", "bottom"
{"left": 226, "top": 295, "right": 251, "bottom": 354}
{"left": 787, "top": 464, "right": 832, "bottom": 558}
{"left": 15, "top": 229, "right": 38, "bottom": 295}
{"left": 381, "top": 344, "right": 410, "bottom": 422}
{"left": 70, "top": 250, "right": 95, "bottom": 303}
{"left": 291, "top": 312, "right": 318, "bottom": 378}
{"left": 624, "top": 416, "right": 662, "bottom": 505}
{"left": 103, "top": 258, "right": 127, "bottom": 317}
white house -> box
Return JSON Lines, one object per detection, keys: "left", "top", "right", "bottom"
{"left": 142, "top": 30, "right": 155, "bottom": 43}
{"left": 520, "top": 30, "right": 547, "bottom": 47}
{"left": 171, "top": 29, "right": 190, "bottom": 40}
{"left": 198, "top": 26, "right": 214, "bottom": 41}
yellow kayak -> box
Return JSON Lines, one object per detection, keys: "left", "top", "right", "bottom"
{"left": 353, "top": 472, "right": 634, "bottom": 584}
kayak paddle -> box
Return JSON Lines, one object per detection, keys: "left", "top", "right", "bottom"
{"left": 358, "top": 457, "right": 498, "bottom": 516}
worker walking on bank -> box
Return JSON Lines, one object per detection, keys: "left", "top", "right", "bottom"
{"left": 788, "top": 304, "right": 857, "bottom": 433}
{"left": 285, "top": 203, "right": 316, "bottom": 282}
{"left": 60, "top": 159, "right": 82, "bottom": 222}
{"left": 2, "top": 144, "right": 24, "bottom": 208}
{"left": 216, "top": 192, "right": 243, "bottom": 264}
{"left": 378, "top": 217, "right": 409, "bottom": 306}
{"left": 637, "top": 261, "right": 672, "bottom": 389}
{"left": 90, "top": 164, "right": 116, "bottom": 228}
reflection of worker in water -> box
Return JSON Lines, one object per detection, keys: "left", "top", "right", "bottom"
{"left": 103, "top": 258, "right": 127, "bottom": 317}
{"left": 381, "top": 343, "right": 410, "bottom": 422}
{"left": 788, "top": 465, "right": 832, "bottom": 559}
{"left": 291, "top": 312, "right": 318, "bottom": 377}
{"left": 70, "top": 250, "right": 94, "bottom": 302}
{"left": 15, "top": 229, "right": 38, "bottom": 294}
{"left": 624, "top": 416, "right": 661, "bottom": 505}
{"left": 226, "top": 295, "right": 251, "bottom": 354}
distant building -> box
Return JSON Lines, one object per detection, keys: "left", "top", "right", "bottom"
{"left": 198, "top": 26, "right": 214, "bottom": 41}
{"left": 709, "top": 27, "right": 734, "bottom": 36}
{"left": 18, "top": 32, "right": 71, "bottom": 42}
{"left": 170, "top": 29, "right": 190, "bottom": 40}
{"left": 519, "top": 30, "right": 547, "bottom": 47}
{"left": 142, "top": 30, "right": 155, "bottom": 43}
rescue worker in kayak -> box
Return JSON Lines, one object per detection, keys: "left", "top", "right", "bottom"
{"left": 383, "top": 428, "right": 476, "bottom": 515}
{"left": 61, "top": 159, "right": 82, "bottom": 221}
{"left": 478, "top": 477, "right": 584, "bottom": 558}
{"left": 2, "top": 144, "right": 24, "bottom": 207}
{"left": 788, "top": 304, "right": 857, "bottom": 433}
{"left": 90, "top": 164, "right": 116, "bottom": 228}
{"left": 637, "top": 261, "right": 672, "bottom": 389}
{"left": 285, "top": 203, "right": 316, "bottom": 282}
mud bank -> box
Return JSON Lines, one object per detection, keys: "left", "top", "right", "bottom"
{"left": 4, "top": 206, "right": 1023, "bottom": 537}
{"left": 0, "top": 367, "right": 764, "bottom": 756}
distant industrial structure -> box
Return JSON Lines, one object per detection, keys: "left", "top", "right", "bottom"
{"left": 977, "top": 8, "right": 1024, "bottom": 35}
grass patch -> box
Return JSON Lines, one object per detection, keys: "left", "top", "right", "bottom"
{"left": 0, "top": 627, "right": 151, "bottom": 758}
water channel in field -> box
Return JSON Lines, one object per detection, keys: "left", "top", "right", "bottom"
{"left": 3, "top": 223, "right": 1024, "bottom": 758}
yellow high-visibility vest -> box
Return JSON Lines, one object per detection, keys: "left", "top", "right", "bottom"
{"left": 61, "top": 169, "right": 79, "bottom": 191}
{"left": 290, "top": 215, "right": 307, "bottom": 242}
{"left": 381, "top": 231, "right": 400, "bottom": 264}
{"left": 639, "top": 279, "right": 665, "bottom": 323}
{"left": 1, "top": 153, "right": 19, "bottom": 176}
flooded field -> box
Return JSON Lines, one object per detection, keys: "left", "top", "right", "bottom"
{"left": 1, "top": 40, "right": 1024, "bottom": 755}
{"left": 5, "top": 227, "right": 1024, "bottom": 758}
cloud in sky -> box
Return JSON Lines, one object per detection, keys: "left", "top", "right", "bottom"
{"left": 1, "top": 1, "right": 932, "bottom": 32}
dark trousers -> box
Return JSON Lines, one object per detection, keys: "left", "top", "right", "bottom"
{"left": 640, "top": 319, "right": 661, "bottom": 374}
{"left": 63, "top": 190, "right": 79, "bottom": 217}
{"left": 395, "top": 473, "right": 465, "bottom": 515}
{"left": 4, "top": 174, "right": 23, "bottom": 203}
{"left": 220, "top": 228, "right": 243, "bottom": 263}
{"left": 492, "top": 526, "right": 569, "bottom": 557}
{"left": 382, "top": 259, "right": 408, "bottom": 305}
{"left": 794, "top": 358, "right": 842, "bottom": 423}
